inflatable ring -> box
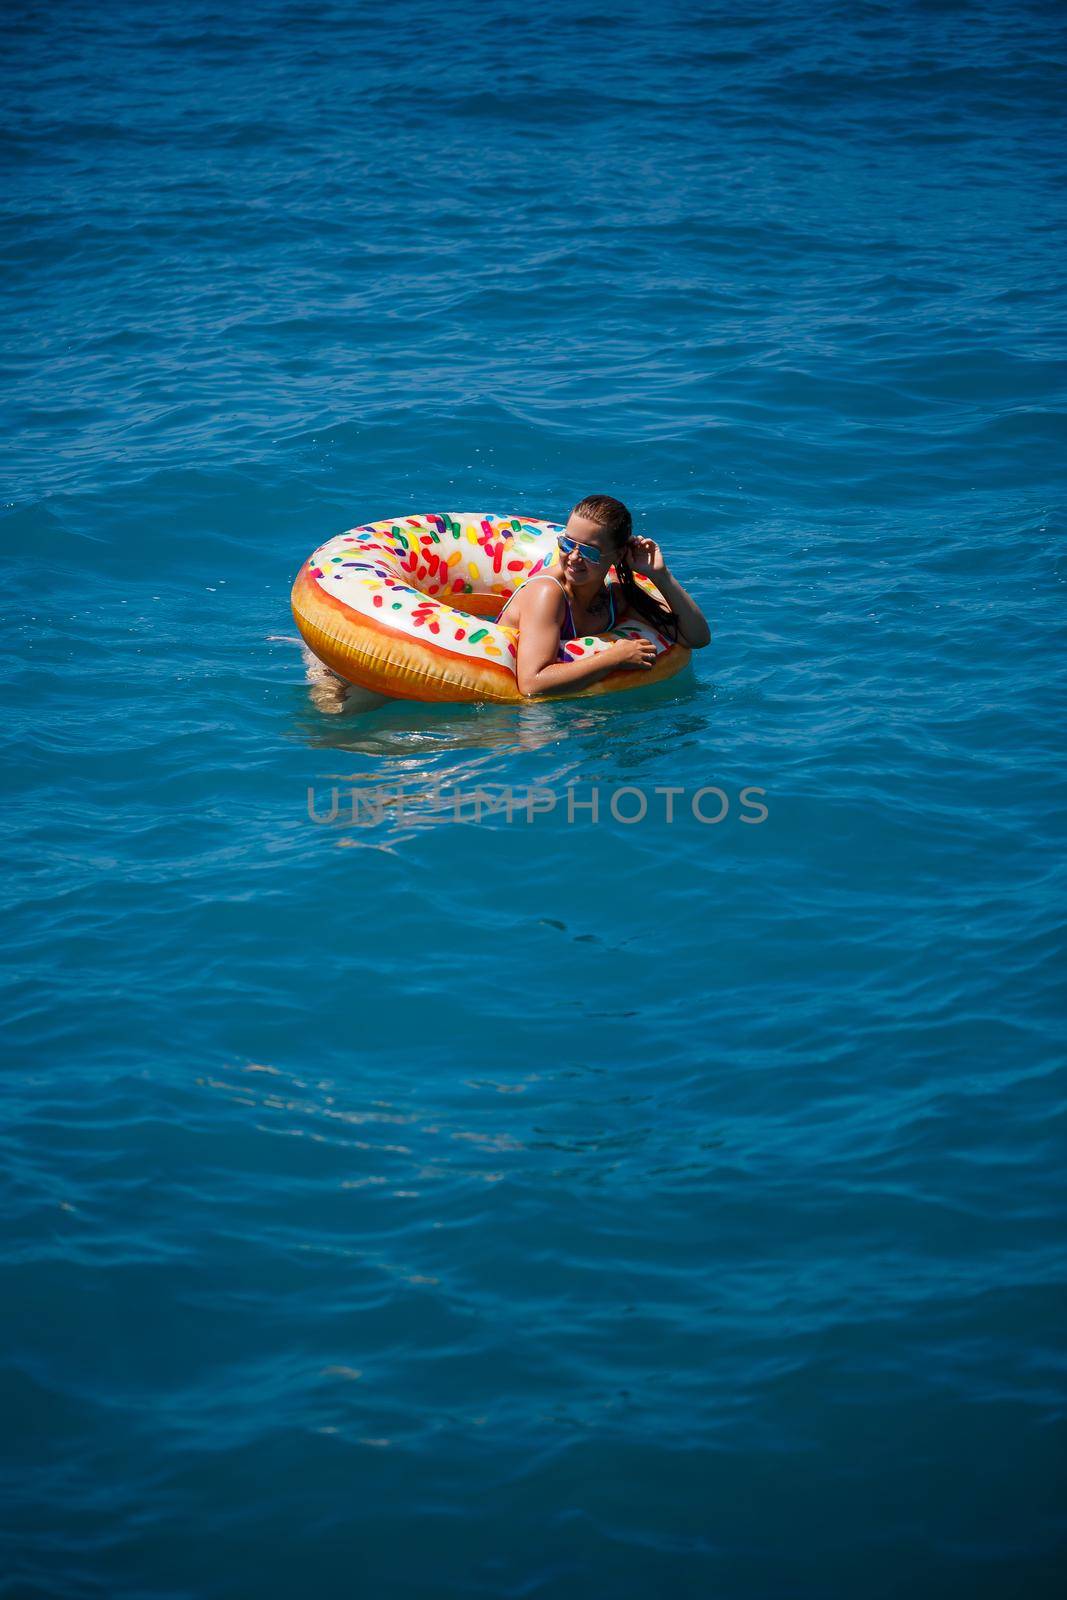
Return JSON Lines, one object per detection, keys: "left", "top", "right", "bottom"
{"left": 291, "top": 511, "right": 692, "bottom": 704}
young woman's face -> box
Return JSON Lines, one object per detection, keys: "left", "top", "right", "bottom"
{"left": 559, "top": 513, "right": 614, "bottom": 582}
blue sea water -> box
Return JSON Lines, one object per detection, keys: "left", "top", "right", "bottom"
{"left": 2, "top": 0, "right": 1066, "bottom": 1594}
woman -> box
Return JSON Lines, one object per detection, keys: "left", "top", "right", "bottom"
{"left": 496, "top": 494, "right": 711, "bottom": 697}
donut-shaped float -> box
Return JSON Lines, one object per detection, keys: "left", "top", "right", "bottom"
{"left": 291, "top": 511, "right": 692, "bottom": 704}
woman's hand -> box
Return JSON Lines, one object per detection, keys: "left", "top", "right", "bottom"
{"left": 626, "top": 534, "right": 668, "bottom": 578}
{"left": 609, "top": 637, "right": 657, "bottom": 671}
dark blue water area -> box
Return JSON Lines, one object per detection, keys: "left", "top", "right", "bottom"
{"left": 2, "top": 0, "right": 1066, "bottom": 1595}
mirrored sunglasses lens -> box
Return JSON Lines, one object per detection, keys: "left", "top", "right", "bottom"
{"left": 558, "top": 535, "right": 604, "bottom": 564}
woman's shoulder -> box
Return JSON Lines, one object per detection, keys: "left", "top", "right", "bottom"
{"left": 522, "top": 573, "right": 568, "bottom": 607}
{"left": 499, "top": 573, "right": 567, "bottom": 629}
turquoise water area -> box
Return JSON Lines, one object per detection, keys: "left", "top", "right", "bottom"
{"left": 3, "top": 1, "right": 1065, "bottom": 1594}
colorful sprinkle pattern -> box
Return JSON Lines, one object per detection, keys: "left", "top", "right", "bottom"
{"left": 301, "top": 511, "right": 672, "bottom": 674}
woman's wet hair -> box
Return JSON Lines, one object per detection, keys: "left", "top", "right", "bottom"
{"left": 570, "top": 494, "right": 681, "bottom": 643}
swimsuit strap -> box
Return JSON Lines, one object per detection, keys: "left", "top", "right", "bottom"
{"left": 500, "top": 573, "right": 617, "bottom": 637}
{"left": 498, "top": 572, "right": 575, "bottom": 638}
{"left": 537, "top": 574, "right": 576, "bottom": 637}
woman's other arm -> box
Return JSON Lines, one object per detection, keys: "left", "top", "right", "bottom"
{"left": 627, "top": 535, "right": 712, "bottom": 649}
{"left": 651, "top": 569, "right": 711, "bottom": 648}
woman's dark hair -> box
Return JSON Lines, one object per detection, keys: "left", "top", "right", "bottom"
{"left": 570, "top": 493, "right": 680, "bottom": 643}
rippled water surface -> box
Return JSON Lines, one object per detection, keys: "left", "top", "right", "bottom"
{"left": 3, "top": 1, "right": 1066, "bottom": 1595}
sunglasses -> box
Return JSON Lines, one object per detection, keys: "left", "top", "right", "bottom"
{"left": 556, "top": 533, "right": 608, "bottom": 566}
